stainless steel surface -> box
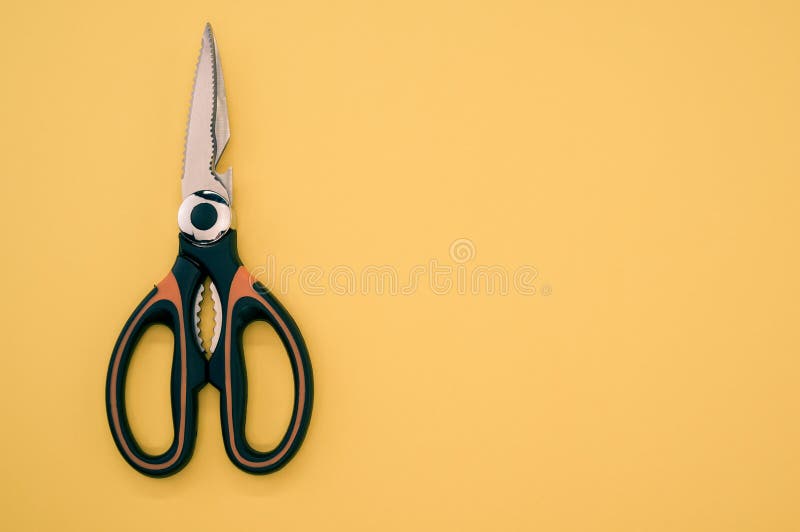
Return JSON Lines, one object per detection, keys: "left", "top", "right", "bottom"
{"left": 182, "top": 24, "right": 232, "bottom": 203}
{"left": 192, "top": 279, "right": 222, "bottom": 353}
{"left": 177, "top": 190, "right": 231, "bottom": 242}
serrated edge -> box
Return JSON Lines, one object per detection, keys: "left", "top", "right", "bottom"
{"left": 192, "top": 282, "right": 205, "bottom": 352}
{"left": 181, "top": 24, "right": 233, "bottom": 203}
{"left": 192, "top": 279, "right": 222, "bottom": 355}
{"left": 209, "top": 281, "right": 222, "bottom": 352}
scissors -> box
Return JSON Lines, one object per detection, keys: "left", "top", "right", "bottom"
{"left": 105, "top": 24, "right": 313, "bottom": 477}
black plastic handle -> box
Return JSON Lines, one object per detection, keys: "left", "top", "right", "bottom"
{"left": 107, "top": 232, "right": 313, "bottom": 476}
{"left": 105, "top": 262, "right": 206, "bottom": 477}
{"left": 210, "top": 267, "right": 314, "bottom": 474}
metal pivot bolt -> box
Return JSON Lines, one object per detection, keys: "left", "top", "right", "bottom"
{"left": 178, "top": 190, "right": 231, "bottom": 243}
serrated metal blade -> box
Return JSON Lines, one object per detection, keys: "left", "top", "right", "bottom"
{"left": 209, "top": 281, "right": 222, "bottom": 352}
{"left": 193, "top": 279, "right": 222, "bottom": 355}
{"left": 192, "top": 283, "right": 204, "bottom": 351}
{"left": 182, "top": 23, "right": 232, "bottom": 203}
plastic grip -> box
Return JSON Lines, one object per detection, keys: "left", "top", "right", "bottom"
{"left": 106, "top": 232, "right": 313, "bottom": 476}
{"left": 105, "top": 272, "right": 203, "bottom": 477}
{"left": 214, "top": 266, "right": 314, "bottom": 474}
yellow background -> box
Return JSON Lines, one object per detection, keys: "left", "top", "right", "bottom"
{"left": 2, "top": 1, "right": 799, "bottom": 530}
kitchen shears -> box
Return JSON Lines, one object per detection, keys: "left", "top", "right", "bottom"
{"left": 105, "top": 24, "right": 313, "bottom": 477}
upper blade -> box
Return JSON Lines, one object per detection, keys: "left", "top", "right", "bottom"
{"left": 182, "top": 24, "right": 232, "bottom": 202}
